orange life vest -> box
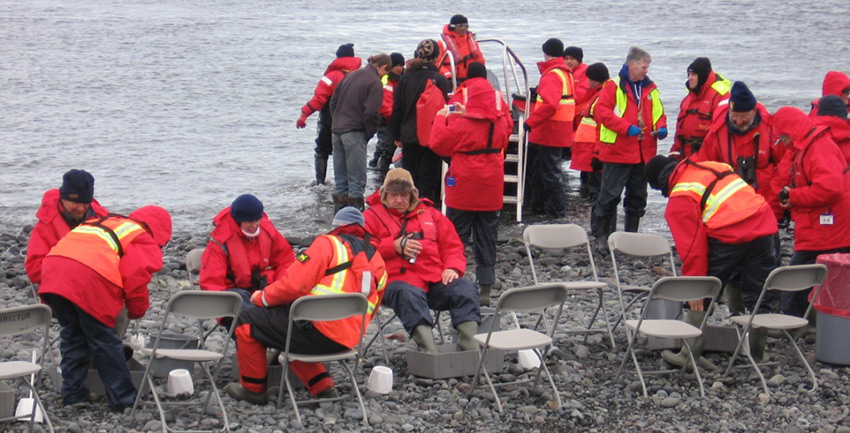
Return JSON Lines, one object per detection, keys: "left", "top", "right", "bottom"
{"left": 47, "top": 215, "right": 148, "bottom": 287}
{"left": 535, "top": 68, "right": 576, "bottom": 122}
{"left": 669, "top": 161, "right": 767, "bottom": 230}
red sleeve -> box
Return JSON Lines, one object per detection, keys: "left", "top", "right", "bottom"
{"left": 301, "top": 71, "right": 342, "bottom": 116}
{"left": 694, "top": 129, "right": 720, "bottom": 163}
{"left": 665, "top": 196, "right": 709, "bottom": 276}
{"left": 120, "top": 234, "right": 163, "bottom": 319}
{"left": 525, "top": 72, "right": 561, "bottom": 128}
{"left": 593, "top": 80, "right": 632, "bottom": 136}
{"left": 261, "top": 236, "right": 334, "bottom": 307}
{"left": 379, "top": 85, "right": 393, "bottom": 121}
{"left": 434, "top": 211, "right": 467, "bottom": 276}
{"left": 364, "top": 208, "right": 400, "bottom": 260}
{"left": 199, "top": 241, "right": 229, "bottom": 292}
{"left": 270, "top": 233, "right": 296, "bottom": 283}
{"left": 789, "top": 140, "right": 846, "bottom": 208}
{"left": 25, "top": 223, "right": 56, "bottom": 284}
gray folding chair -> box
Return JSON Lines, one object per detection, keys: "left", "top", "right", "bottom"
{"left": 276, "top": 293, "right": 370, "bottom": 426}
{"left": 616, "top": 276, "right": 722, "bottom": 397}
{"left": 608, "top": 232, "right": 679, "bottom": 332}
{"left": 0, "top": 304, "right": 55, "bottom": 433}
{"left": 471, "top": 283, "right": 569, "bottom": 412}
{"left": 131, "top": 291, "right": 243, "bottom": 433}
{"left": 723, "top": 264, "right": 828, "bottom": 396}
{"left": 523, "top": 224, "right": 615, "bottom": 347}
{"left": 185, "top": 248, "right": 205, "bottom": 290}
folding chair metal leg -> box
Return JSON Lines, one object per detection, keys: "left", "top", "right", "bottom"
{"left": 341, "top": 360, "right": 369, "bottom": 426}
{"left": 616, "top": 337, "right": 648, "bottom": 397}
{"left": 201, "top": 363, "right": 232, "bottom": 432}
{"left": 282, "top": 360, "right": 303, "bottom": 425}
{"left": 611, "top": 292, "right": 648, "bottom": 333}
{"left": 146, "top": 374, "right": 169, "bottom": 433}
{"left": 724, "top": 327, "right": 770, "bottom": 395}
{"left": 363, "top": 313, "right": 394, "bottom": 366}
{"left": 534, "top": 348, "right": 562, "bottom": 409}
{"left": 783, "top": 329, "right": 818, "bottom": 393}
{"left": 681, "top": 340, "right": 705, "bottom": 397}
{"left": 23, "top": 379, "right": 55, "bottom": 433}
{"left": 583, "top": 288, "right": 615, "bottom": 348}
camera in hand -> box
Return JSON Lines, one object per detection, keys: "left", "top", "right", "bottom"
{"left": 446, "top": 104, "right": 457, "bottom": 113}
{"left": 779, "top": 188, "right": 790, "bottom": 203}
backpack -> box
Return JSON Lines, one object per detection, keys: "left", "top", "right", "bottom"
{"left": 416, "top": 78, "right": 446, "bottom": 146}
{"left": 324, "top": 234, "right": 383, "bottom": 296}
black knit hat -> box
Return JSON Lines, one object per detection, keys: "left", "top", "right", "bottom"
{"left": 336, "top": 43, "right": 355, "bottom": 58}
{"left": 687, "top": 57, "right": 712, "bottom": 90}
{"left": 563, "top": 46, "right": 583, "bottom": 63}
{"left": 467, "top": 62, "right": 487, "bottom": 79}
{"left": 390, "top": 52, "right": 405, "bottom": 67}
{"left": 586, "top": 62, "right": 610, "bottom": 83}
{"left": 449, "top": 14, "right": 468, "bottom": 27}
{"left": 818, "top": 95, "right": 849, "bottom": 119}
{"left": 59, "top": 169, "right": 94, "bottom": 203}
{"left": 416, "top": 39, "right": 439, "bottom": 61}
{"left": 542, "top": 38, "right": 564, "bottom": 57}
{"left": 230, "top": 194, "right": 264, "bottom": 223}
{"left": 729, "top": 81, "right": 757, "bottom": 112}
{"left": 645, "top": 155, "right": 677, "bottom": 192}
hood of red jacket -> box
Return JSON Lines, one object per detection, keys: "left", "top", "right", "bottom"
{"left": 822, "top": 71, "right": 850, "bottom": 97}
{"left": 325, "top": 57, "right": 362, "bottom": 75}
{"left": 814, "top": 115, "right": 850, "bottom": 142}
{"left": 537, "top": 56, "right": 568, "bottom": 75}
{"left": 129, "top": 205, "right": 172, "bottom": 247}
{"left": 457, "top": 77, "right": 499, "bottom": 122}
{"left": 774, "top": 106, "right": 830, "bottom": 151}
{"left": 209, "top": 206, "right": 276, "bottom": 243}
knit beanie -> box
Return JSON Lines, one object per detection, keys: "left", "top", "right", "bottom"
{"left": 563, "top": 46, "right": 584, "bottom": 63}
{"left": 467, "top": 62, "right": 487, "bottom": 79}
{"left": 449, "top": 14, "right": 468, "bottom": 28}
{"left": 542, "top": 38, "right": 564, "bottom": 57}
{"left": 586, "top": 62, "right": 610, "bottom": 83}
{"left": 59, "top": 169, "right": 95, "bottom": 203}
{"left": 381, "top": 168, "right": 419, "bottom": 211}
{"left": 416, "top": 39, "right": 439, "bottom": 61}
{"left": 230, "top": 194, "right": 264, "bottom": 223}
{"left": 390, "top": 52, "right": 405, "bottom": 68}
{"left": 336, "top": 43, "right": 355, "bottom": 58}
{"left": 817, "top": 95, "right": 849, "bottom": 119}
{"left": 729, "top": 81, "right": 757, "bottom": 112}
{"left": 332, "top": 206, "right": 365, "bottom": 228}
{"left": 644, "top": 155, "right": 677, "bottom": 192}
{"left": 687, "top": 57, "right": 712, "bottom": 90}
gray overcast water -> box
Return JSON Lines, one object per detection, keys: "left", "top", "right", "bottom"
{"left": 2, "top": 0, "right": 848, "bottom": 235}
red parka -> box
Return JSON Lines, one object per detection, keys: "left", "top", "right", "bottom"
{"left": 665, "top": 161, "right": 778, "bottom": 276}
{"left": 594, "top": 67, "right": 667, "bottom": 164}
{"left": 810, "top": 71, "right": 850, "bottom": 116}
{"left": 695, "top": 103, "right": 782, "bottom": 219}
{"left": 670, "top": 71, "right": 731, "bottom": 160}
{"left": 25, "top": 189, "right": 108, "bottom": 284}
{"left": 299, "top": 56, "right": 363, "bottom": 117}
{"left": 38, "top": 206, "right": 171, "bottom": 328}
{"left": 772, "top": 107, "right": 850, "bottom": 252}
{"left": 437, "top": 24, "right": 485, "bottom": 81}
{"left": 525, "top": 57, "right": 574, "bottom": 148}
{"left": 379, "top": 73, "right": 399, "bottom": 121}
{"left": 364, "top": 194, "right": 466, "bottom": 290}
{"left": 814, "top": 115, "right": 850, "bottom": 164}
{"left": 199, "top": 207, "right": 295, "bottom": 293}
{"left": 571, "top": 62, "right": 589, "bottom": 112}
{"left": 428, "top": 77, "right": 513, "bottom": 211}
{"left": 570, "top": 84, "right": 604, "bottom": 172}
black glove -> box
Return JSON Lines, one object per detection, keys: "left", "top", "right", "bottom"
{"left": 251, "top": 270, "right": 268, "bottom": 291}
{"left": 591, "top": 157, "right": 603, "bottom": 172}
{"left": 523, "top": 122, "right": 532, "bottom": 133}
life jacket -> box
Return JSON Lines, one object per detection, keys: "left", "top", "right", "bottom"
{"left": 534, "top": 68, "right": 575, "bottom": 122}
{"left": 599, "top": 76, "right": 663, "bottom": 144}
{"left": 210, "top": 228, "right": 274, "bottom": 291}
{"left": 47, "top": 214, "right": 148, "bottom": 288}
{"left": 574, "top": 95, "right": 601, "bottom": 143}
{"left": 309, "top": 234, "right": 387, "bottom": 348}
{"left": 416, "top": 78, "right": 447, "bottom": 146}
{"left": 676, "top": 73, "right": 732, "bottom": 148}
{"left": 670, "top": 160, "right": 766, "bottom": 230}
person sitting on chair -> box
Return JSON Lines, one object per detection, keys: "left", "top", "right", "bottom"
{"left": 364, "top": 168, "right": 480, "bottom": 354}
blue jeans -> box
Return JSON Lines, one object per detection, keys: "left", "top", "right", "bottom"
{"left": 383, "top": 280, "right": 481, "bottom": 334}
{"left": 42, "top": 294, "right": 136, "bottom": 409}
{"left": 332, "top": 131, "right": 367, "bottom": 198}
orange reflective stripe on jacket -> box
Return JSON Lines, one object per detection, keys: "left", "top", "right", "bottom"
{"left": 669, "top": 161, "right": 766, "bottom": 229}
{"left": 535, "top": 68, "right": 575, "bottom": 122}
{"left": 47, "top": 216, "right": 147, "bottom": 287}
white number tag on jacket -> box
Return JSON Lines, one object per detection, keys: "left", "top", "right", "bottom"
{"left": 820, "top": 214, "right": 834, "bottom": 225}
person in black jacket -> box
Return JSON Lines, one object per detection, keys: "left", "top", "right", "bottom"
{"left": 329, "top": 54, "right": 391, "bottom": 212}
{"left": 391, "top": 39, "right": 451, "bottom": 204}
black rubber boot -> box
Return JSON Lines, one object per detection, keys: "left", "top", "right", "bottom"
{"left": 315, "top": 153, "right": 328, "bottom": 185}
{"left": 625, "top": 214, "right": 641, "bottom": 233}
{"left": 332, "top": 194, "right": 348, "bottom": 214}
{"left": 348, "top": 196, "right": 365, "bottom": 211}
{"left": 595, "top": 215, "right": 613, "bottom": 253}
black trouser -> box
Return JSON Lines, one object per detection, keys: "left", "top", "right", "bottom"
{"left": 446, "top": 207, "right": 500, "bottom": 285}
{"left": 707, "top": 235, "right": 777, "bottom": 314}
{"left": 527, "top": 143, "right": 565, "bottom": 219}
{"left": 595, "top": 162, "right": 648, "bottom": 229}
{"left": 314, "top": 106, "right": 333, "bottom": 160}
{"left": 783, "top": 246, "right": 850, "bottom": 317}
{"left": 402, "top": 141, "right": 442, "bottom": 204}
{"left": 373, "top": 121, "right": 395, "bottom": 163}
{"left": 236, "top": 304, "right": 347, "bottom": 354}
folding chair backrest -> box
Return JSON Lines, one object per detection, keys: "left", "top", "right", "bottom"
{"left": 496, "top": 283, "right": 567, "bottom": 314}
{"left": 0, "top": 304, "right": 52, "bottom": 338}
{"left": 649, "top": 276, "right": 722, "bottom": 304}
{"left": 186, "top": 248, "right": 204, "bottom": 275}
{"left": 609, "top": 232, "right": 674, "bottom": 258}
{"left": 166, "top": 291, "right": 243, "bottom": 320}
{"left": 290, "top": 293, "right": 369, "bottom": 323}
{"left": 523, "top": 224, "right": 588, "bottom": 250}
{"left": 765, "top": 264, "right": 827, "bottom": 293}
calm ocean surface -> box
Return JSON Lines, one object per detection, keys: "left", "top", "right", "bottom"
{"left": 2, "top": 0, "right": 848, "bottom": 236}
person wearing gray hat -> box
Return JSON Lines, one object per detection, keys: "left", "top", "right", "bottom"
{"left": 225, "top": 205, "right": 386, "bottom": 405}
{"left": 26, "top": 169, "right": 109, "bottom": 285}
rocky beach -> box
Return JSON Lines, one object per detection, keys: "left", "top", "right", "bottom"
{"left": 1, "top": 188, "right": 849, "bottom": 433}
